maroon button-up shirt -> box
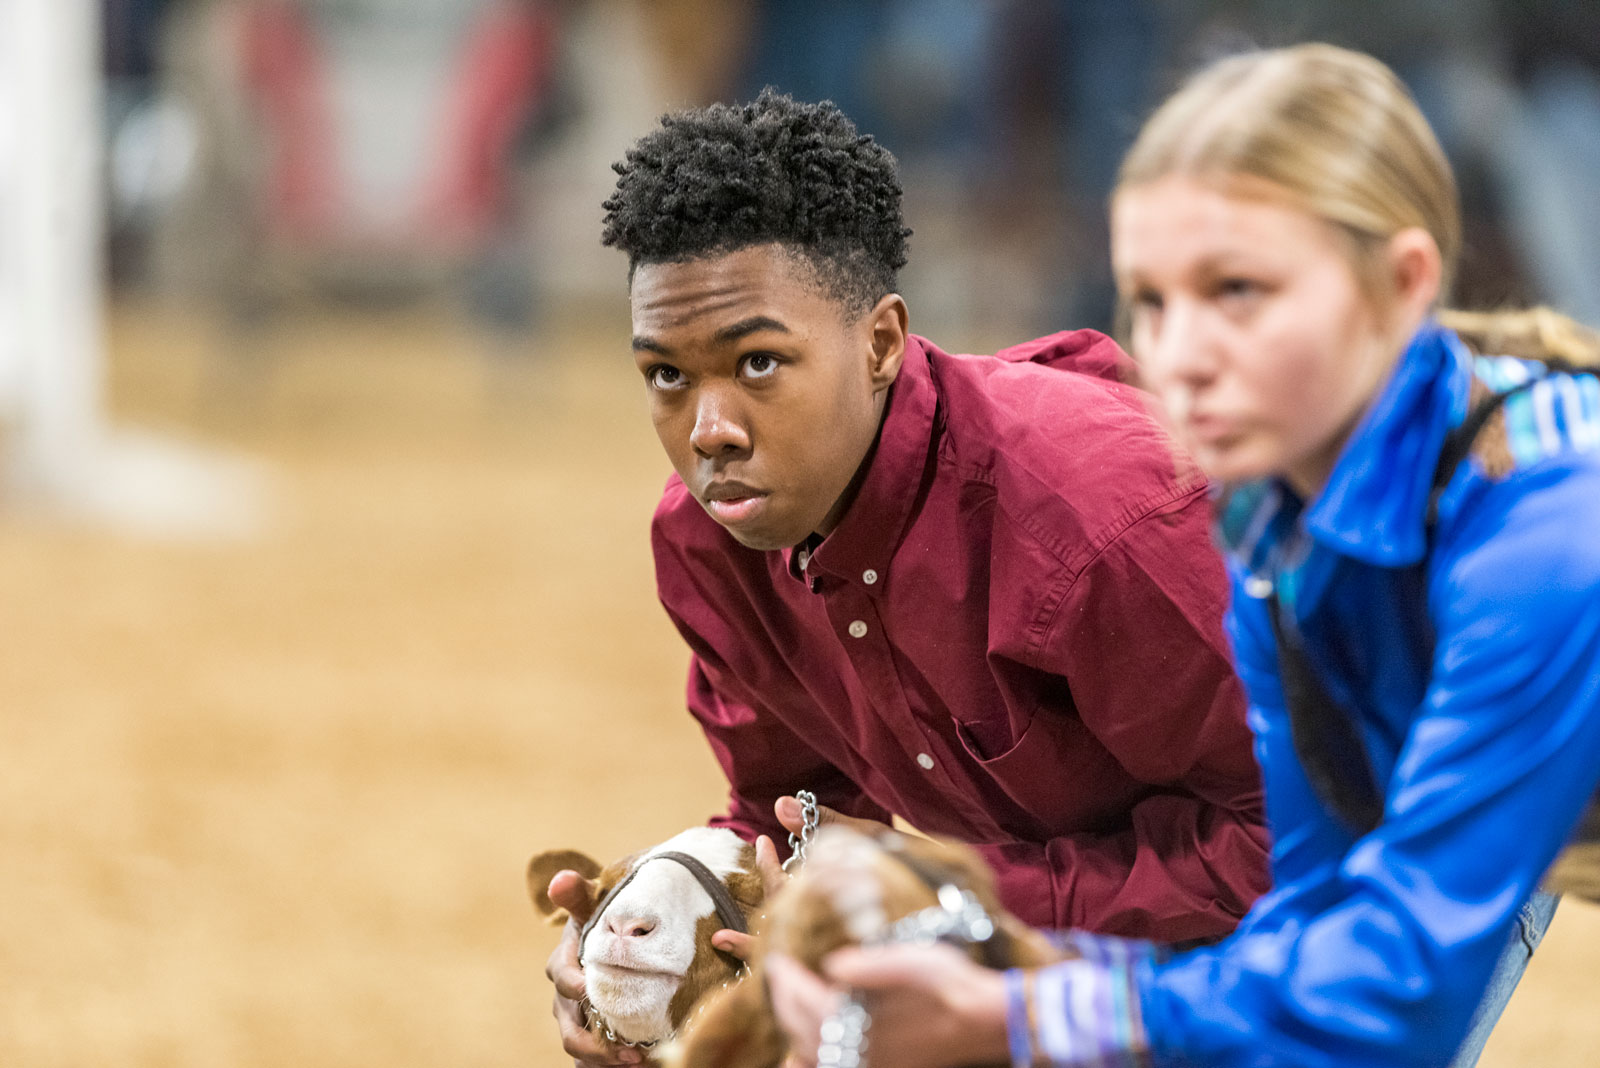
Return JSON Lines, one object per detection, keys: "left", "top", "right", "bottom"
{"left": 652, "top": 330, "right": 1269, "bottom": 942}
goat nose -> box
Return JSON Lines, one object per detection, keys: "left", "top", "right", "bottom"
{"left": 605, "top": 912, "right": 658, "bottom": 940}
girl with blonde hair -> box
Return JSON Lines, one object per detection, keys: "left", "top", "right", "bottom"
{"left": 761, "top": 42, "right": 1600, "bottom": 1068}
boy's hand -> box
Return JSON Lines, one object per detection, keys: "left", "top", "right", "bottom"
{"left": 544, "top": 871, "right": 643, "bottom": 1067}
{"left": 710, "top": 834, "right": 787, "bottom": 959}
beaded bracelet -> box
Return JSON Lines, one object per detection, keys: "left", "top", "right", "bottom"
{"left": 1004, "top": 969, "right": 1034, "bottom": 1068}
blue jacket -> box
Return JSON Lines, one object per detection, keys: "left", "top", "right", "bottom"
{"left": 1011, "top": 323, "right": 1600, "bottom": 1068}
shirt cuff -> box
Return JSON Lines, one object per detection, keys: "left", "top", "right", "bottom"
{"left": 1005, "top": 932, "right": 1157, "bottom": 1068}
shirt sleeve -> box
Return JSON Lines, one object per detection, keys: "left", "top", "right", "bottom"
{"left": 983, "top": 488, "right": 1272, "bottom": 944}
{"left": 675, "top": 646, "right": 891, "bottom": 851}
{"left": 652, "top": 490, "right": 892, "bottom": 850}
{"left": 1119, "top": 467, "right": 1600, "bottom": 1068}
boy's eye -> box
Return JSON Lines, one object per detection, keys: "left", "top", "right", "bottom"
{"left": 647, "top": 365, "right": 685, "bottom": 390}
{"left": 741, "top": 353, "right": 779, "bottom": 379}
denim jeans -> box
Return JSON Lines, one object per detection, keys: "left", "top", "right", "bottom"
{"left": 1447, "top": 891, "right": 1561, "bottom": 1067}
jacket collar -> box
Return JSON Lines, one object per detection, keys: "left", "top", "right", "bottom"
{"left": 1218, "top": 321, "right": 1473, "bottom": 571}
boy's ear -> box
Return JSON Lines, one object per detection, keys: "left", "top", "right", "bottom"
{"left": 526, "top": 849, "right": 602, "bottom": 921}
{"left": 865, "top": 294, "right": 908, "bottom": 389}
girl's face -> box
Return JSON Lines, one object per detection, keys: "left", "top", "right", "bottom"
{"left": 1111, "top": 175, "right": 1410, "bottom": 496}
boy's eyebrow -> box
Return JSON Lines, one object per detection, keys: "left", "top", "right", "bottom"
{"left": 712, "top": 316, "right": 791, "bottom": 344}
{"left": 632, "top": 316, "right": 793, "bottom": 356}
{"left": 632, "top": 335, "right": 673, "bottom": 356}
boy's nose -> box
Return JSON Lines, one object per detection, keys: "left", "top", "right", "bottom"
{"left": 690, "top": 390, "right": 752, "bottom": 458}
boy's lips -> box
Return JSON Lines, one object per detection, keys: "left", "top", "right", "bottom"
{"left": 705, "top": 494, "right": 768, "bottom": 525}
{"left": 701, "top": 479, "right": 770, "bottom": 525}
{"left": 702, "top": 478, "right": 765, "bottom": 502}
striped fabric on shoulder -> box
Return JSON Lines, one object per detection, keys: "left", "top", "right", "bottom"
{"left": 1474, "top": 355, "right": 1600, "bottom": 469}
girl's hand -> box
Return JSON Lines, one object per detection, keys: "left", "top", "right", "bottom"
{"left": 766, "top": 943, "right": 1011, "bottom": 1068}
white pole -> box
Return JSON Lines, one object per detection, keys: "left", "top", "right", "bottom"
{"left": 0, "top": 0, "right": 104, "bottom": 501}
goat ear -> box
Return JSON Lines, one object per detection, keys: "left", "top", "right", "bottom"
{"left": 525, "top": 850, "right": 602, "bottom": 921}
{"left": 663, "top": 971, "right": 787, "bottom": 1068}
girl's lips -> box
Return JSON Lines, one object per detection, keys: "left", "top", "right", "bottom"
{"left": 1185, "top": 413, "right": 1241, "bottom": 445}
{"left": 705, "top": 494, "right": 768, "bottom": 525}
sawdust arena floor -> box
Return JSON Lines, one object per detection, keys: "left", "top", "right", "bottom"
{"left": 1, "top": 301, "right": 1594, "bottom": 1067}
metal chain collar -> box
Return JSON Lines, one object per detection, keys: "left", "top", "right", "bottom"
{"left": 783, "top": 789, "right": 820, "bottom": 872}
{"left": 599, "top": 1016, "right": 659, "bottom": 1051}
{"left": 814, "top": 885, "right": 1002, "bottom": 1068}
{"left": 876, "top": 885, "right": 997, "bottom": 948}
{"left": 577, "top": 990, "right": 663, "bottom": 1051}
{"left": 589, "top": 970, "right": 743, "bottom": 1053}
{"left": 815, "top": 997, "right": 872, "bottom": 1068}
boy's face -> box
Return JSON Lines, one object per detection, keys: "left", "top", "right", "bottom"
{"left": 630, "top": 244, "right": 906, "bottom": 551}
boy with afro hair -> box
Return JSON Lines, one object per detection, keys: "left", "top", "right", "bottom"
{"left": 542, "top": 91, "right": 1269, "bottom": 1066}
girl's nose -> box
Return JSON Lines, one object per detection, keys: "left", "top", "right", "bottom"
{"left": 1147, "top": 298, "right": 1221, "bottom": 390}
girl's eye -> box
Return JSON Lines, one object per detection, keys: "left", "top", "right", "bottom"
{"left": 647, "top": 365, "right": 686, "bottom": 390}
{"left": 1128, "top": 288, "right": 1164, "bottom": 315}
{"left": 741, "top": 353, "right": 779, "bottom": 380}
{"left": 1216, "top": 277, "right": 1264, "bottom": 308}
{"left": 1124, "top": 289, "right": 1164, "bottom": 333}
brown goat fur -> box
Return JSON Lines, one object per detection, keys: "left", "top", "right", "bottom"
{"left": 663, "top": 825, "right": 1067, "bottom": 1068}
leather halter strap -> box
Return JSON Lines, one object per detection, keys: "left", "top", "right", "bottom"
{"left": 579, "top": 850, "right": 750, "bottom": 960}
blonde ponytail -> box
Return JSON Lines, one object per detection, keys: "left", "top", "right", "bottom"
{"left": 1437, "top": 306, "right": 1600, "bottom": 369}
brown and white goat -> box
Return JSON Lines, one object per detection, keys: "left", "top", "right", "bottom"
{"left": 526, "top": 826, "right": 765, "bottom": 1053}
{"left": 662, "top": 825, "right": 1068, "bottom": 1068}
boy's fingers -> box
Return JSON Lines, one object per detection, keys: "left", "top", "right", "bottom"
{"left": 547, "top": 869, "right": 600, "bottom": 925}
{"left": 712, "top": 929, "right": 756, "bottom": 960}
{"left": 754, "top": 834, "right": 789, "bottom": 895}
{"left": 774, "top": 796, "right": 886, "bottom": 838}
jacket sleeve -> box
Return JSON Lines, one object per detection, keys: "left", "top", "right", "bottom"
{"left": 1130, "top": 467, "right": 1600, "bottom": 1068}
{"left": 980, "top": 488, "right": 1271, "bottom": 944}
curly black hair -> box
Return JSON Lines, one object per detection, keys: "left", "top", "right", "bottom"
{"left": 601, "top": 89, "right": 911, "bottom": 314}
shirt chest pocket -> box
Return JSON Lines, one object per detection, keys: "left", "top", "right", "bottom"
{"left": 953, "top": 713, "right": 1016, "bottom": 762}
{"left": 953, "top": 704, "right": 1142, "bottom": 838}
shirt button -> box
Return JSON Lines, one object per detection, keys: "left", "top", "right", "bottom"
{"left": 1244, "top": 575, "right": 1273, "bottom": 599}
{"left": 847, "top": 620, "right": 868, "bottom": 639}
{"left": 916, "top": 753, "right": 935, "bottom": 770}
{"left": 862, "top": 569, "right": 878, "bottom": 585}
{"left": 798, "top": 550, "right": 811, "bottom": 571}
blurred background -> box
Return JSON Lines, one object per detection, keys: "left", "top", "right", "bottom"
{"left": 2, "top": 1, "right": 1597, "bottom": 1065}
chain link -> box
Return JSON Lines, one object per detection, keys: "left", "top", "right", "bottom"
{"left": 783, "top": 789, "right": 820, "bottom": 872}
{"left": 816, "top": 995, "right": 872, "bottom": 1068}
{"left": 813, "top": 885, "right": 1002, "bottom": 1068}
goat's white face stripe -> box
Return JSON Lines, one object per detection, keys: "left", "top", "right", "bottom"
{"left": 581, "top": 827, "right": 746, "bottom": 1044}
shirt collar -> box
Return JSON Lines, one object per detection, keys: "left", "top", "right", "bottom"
{"left": 1215, "top": 320, "right": 1473, "bottom": 571}
{"left": 780, "top": 335, "right": 940, "bottom": 588}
